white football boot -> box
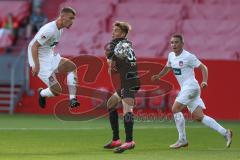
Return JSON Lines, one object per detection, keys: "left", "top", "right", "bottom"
{"left": 224, "top": 129, "right": 233, "bottom": 148}
{"left": 169, "top": 139, "right": 188, "bottom": 149}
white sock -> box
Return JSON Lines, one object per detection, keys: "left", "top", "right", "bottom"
{"left": 40, "top": 88, "right": 54, "bottom": 97}
{"left": 174, "top": 112, "right": 187, "bottom": 141}
{"left": 201, "top": 115, "right": 227, "bottom": 136}
{"left": 67, "top": 72, "right": 77, "bottom": 100}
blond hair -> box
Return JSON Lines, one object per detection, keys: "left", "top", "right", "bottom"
{"left": 113, "top": 21, "right": 131, "bottom": 36}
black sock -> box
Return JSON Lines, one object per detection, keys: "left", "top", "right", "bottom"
{"left": 124, "top": 112, "right": 134, "bottom": 142}
{"left": 109, "top": 108, "right": 119, "bottom": 141}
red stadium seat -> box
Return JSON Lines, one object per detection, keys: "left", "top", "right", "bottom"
{"left": 182, "top": 19, "right": 240, "bottom": 35}
{"left": 181, "top": 20, "right": 240, "bottom": 60}
{"left": 54, "top": 0, "right": 240, "bottom": 60}
{"left": 0, "top": 0, "right": 30, "bottom": 21}
{"left": 188, "top": 4, "right": 240, "bottom": 20}
{"left": 197, "top": 0, "right": 240, "bottom": 4}
{"left": 60, "top": 0, "right": 114, "bottom": 18}
{"left": 109, "top": 18, "right": 177, "bottom": 57}
{"left": 122, "top": 0, "right": 194, "bottom": 5}
{"left": 115, "top": 3, "right": 183, "bottom": 20}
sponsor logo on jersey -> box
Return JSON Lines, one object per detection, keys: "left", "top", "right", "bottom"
{"left": 173, "top": 68, "right": 182, "bottom": 75}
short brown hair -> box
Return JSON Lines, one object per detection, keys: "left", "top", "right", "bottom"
{"left": 171, "top": 33, "right": 184, "bottom": 43}
{"left": 114, "top": 21, "right": 131, "bottom": 36}
{"left": 61, "top": 7, "right": 76, "bottom": 15}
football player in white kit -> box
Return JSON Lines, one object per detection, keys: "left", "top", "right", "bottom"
{"left": 28, "top": 7, "right": 80, "bottom": 108}
{"left": 152, "top": 34, "right": 232, "bottom": 149}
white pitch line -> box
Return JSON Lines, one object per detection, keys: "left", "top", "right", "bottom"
{"left": 0, "top": 127, "right": 105, "bottom": 131}
{"left": 0, "top": 126, "right": 205, "bottom": 131}
{"left": 207, "top": 148, "right": 240, "bottom": 151}
{"left": 136, "top": 126, "right": 205, "bottom": 129}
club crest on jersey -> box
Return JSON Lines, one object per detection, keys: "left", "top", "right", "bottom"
{"left": 179, "top": 61, "right": 183, "bottom": 67}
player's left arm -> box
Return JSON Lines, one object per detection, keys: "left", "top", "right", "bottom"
{"left": 104, "top": 42, "right": 117, "bottom": 74}
{"left": 109, "top": 57, "right": 118, "bottom": 73}
{"left": 198, "top": 63, "right": 208, "bottom": 89}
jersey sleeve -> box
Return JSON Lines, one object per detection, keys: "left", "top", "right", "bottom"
{"left": 112, "top": 53, "right": 117, "bottom": 61}
{"left": 35, "top": 29, "right": 54, "bottom": 45}
{"left": 188, "top": 54, "right": 201, "bottom": 68}
{"left": 166, "top": 53, "right": 172, "bottom": 67}
{"left": 106, "top": 40, "right": 117, "bottom": 60}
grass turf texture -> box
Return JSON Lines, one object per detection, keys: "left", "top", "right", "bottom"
{"left": 0, "top": 114, "right": 239, "bottom": 160}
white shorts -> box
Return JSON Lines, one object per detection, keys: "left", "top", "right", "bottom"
{"left": 38, "top": 53, "right": 62, "bottom": 86}
{"left": 28, "top": 44, "right": 62, "bottom": 86}
{"left": 176, "top": 89, "right": 206, "bottom": 113}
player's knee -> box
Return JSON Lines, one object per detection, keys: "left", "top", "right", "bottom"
{"left": 123, "top": 107, "right": 133, "bottom": 115}
{"left": 193, "top": 114, "right": 204, "bottom": 122}
{"left": 107, "top": 99, "right": 116, "bottom": 110}
{"left": 51, "top": 90, "right": 61, "bottom": 96}
{"left": 107, "top": 94, "right": 120, "bottom": 110}
{"left": 50, "top": 86, "right": 62, "bottom": 96}
{"left": 72, "top": 63, "right": 77, "bottom": 71}
{"left": 69, "top": 61, "right": 77, "bottom": 72}
{"left": 106, "top": 101, "right": 112, "bottom": 109}
{"left": 172, "top": 107, "right": 179, "bottom": 114}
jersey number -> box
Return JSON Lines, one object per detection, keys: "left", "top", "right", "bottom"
{"left": 127, "top": 49, "right": 136, "bottom": 61}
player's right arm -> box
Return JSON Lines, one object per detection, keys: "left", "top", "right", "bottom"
{"left": 198, "top": 63, "right": 208, "bottom": 89}
{"left": 152, "top": 53, "right": 172, "bottom": 81}
{"left": 31, "top": 41, "right": 41, "bottom": 76}
{"left": 31, "top": 28, "right": 54, "bottom": 76}
{"left": 151, "top": 66, "right": 171, "bottom": 81}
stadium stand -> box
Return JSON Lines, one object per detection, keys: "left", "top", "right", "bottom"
{"left": 162, "top": 19, "right": 240, "bottom": 60}
{"left": 0, "top": 0, "right": 30, "bottom": 52}
{"left": 0, "top": 1, "right": 30, "bottom": 21}
{"left": 121, "top": 0, "right": 194, "bottom": 4}
{"left": 0, "top": 0, "right": 238, "bottom": 118}
{"left": 114, "top": 3, "right": 183, "bottom": 20}
{"left": 197, "top": 0, "right": 240, "bottom": 4}
{"left": 54, "top": 0, "right": 116, "bottom": 56}
{"left": 0, "top": 0, "right": 30, "bottom": 113}
{"left": 188, "top": 4, "right": 240, "bottom": 20}
{"left": 51, "top": 0, "right": 240, "bottom": 60}
{"left": 125, "top": 0, "right": 240, "bottom": 4}
{"left": 60, "top": 0, "right": 115, "bottom": 18}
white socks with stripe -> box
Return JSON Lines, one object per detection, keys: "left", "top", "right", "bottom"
{"left": 67, "top": 72, "right": 77, "bottom": 100}
{"left": 174, "top": 112, "right": 187, "bottom": 141}
{"left": 201, "top": 115, "right": 227, "bottom": 136}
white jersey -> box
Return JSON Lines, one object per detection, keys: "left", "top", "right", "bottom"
{"left": 166, "top": 49, "right": 201, "bottom": 90}
{"left": 28, "top": 21, "right": 63, "bottom": 67}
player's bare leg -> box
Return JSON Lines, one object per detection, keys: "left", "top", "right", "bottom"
{"left": 193, "top": 106, "right": 232, "bottom": 148}
{"left": 38, "top": 73, "right": 61, "bottom": 108}
{"left": 169, "top": 101, "right": 188, "bottom": 149}
{"left": 58, "top": 58, "right": 80, "bottom": 108}
{"left": 114, "top": 98, "right": 135, "bottom": 153}
{"left": 104, "top": 93, "right": 122, "bottom": 149}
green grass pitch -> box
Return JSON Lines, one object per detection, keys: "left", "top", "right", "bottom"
{"left": 0, "top": 114, "right": 239, "bottom": 160}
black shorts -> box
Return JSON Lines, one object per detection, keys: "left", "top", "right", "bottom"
{"left": 117, "top": 86, "right": 140, "bottom": 99}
